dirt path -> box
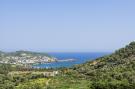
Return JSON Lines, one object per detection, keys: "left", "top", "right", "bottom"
{"left": 46, "top": 79, "right": 51, "bottom": 86}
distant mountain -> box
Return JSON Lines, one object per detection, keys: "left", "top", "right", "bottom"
{"left": 0, "top": 50, "right": 50, "bottom": 57}
{"left": 6, "top": 50, "right": 52, "bottom": 57}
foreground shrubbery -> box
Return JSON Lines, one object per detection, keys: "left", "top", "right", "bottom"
{"left": 0, "top": 64, "right": 50, "bottom": 89}
{"left": 16, "top": 78, "right": 47, "bottom": 89}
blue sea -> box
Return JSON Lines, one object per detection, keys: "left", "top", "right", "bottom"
{"left": 33, "top": 52, "right": 110, "bottom": 69}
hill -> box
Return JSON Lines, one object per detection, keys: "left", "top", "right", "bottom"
{"left": 0, "top": 50, "right": 51, "bottom": 57}
{"left": 75, "top": 41, "right": 135, "bottom": 75}
{"left": 48, "top": 42, "right": 135, "bottom": 89}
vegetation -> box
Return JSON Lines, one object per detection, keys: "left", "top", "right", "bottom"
{"left": 1, "top": 42, "right": 135, "bottom": 89}
{"left": 0, "top": 64, "right": 52, "bottom": 89}
{"left": 16, "top": 78, "right": 47, "bottom": 89}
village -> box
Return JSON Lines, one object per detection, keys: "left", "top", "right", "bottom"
{"left": 0, "top": 52, "right": 57, "bottom": 65}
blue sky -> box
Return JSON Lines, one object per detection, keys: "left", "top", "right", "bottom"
{"left": 0, "top": 0, "right": 135, "bottom": 52}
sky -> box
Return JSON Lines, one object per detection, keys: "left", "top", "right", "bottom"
{"left": 0, "top": 0, "right": 135, "bottom": 52}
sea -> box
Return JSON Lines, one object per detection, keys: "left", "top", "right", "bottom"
{"left": 33, "top": 52, "right": 110, "bottom": 69}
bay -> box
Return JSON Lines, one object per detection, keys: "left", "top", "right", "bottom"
{"left": 33, "top": 52, "right": 110, "bottom": 69}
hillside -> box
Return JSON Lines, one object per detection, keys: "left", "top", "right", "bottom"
{"left": 75, "top": 41, "right": 135, "bottom": 75}
{"left": 48, "top": 42, "right": 135, "bottom": 89}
